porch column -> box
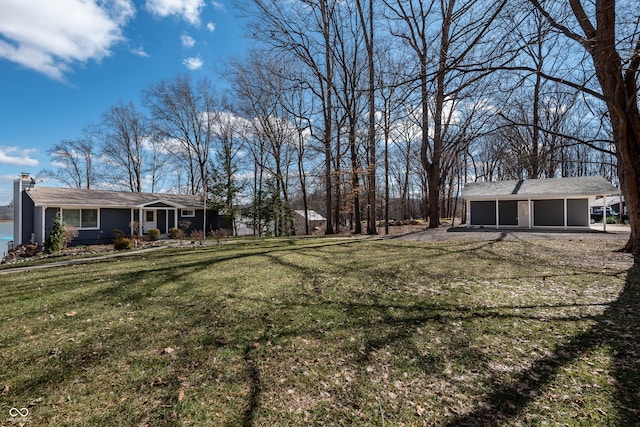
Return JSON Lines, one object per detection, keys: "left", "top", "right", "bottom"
{"left": 465, "top": 199, "right": 471, "bottom": 227}
{"left": 174, "top": 208, "right": 178, "bottom": 229}
{"left": 41, "top": 206, "right": 47, "bottom": 244}
{"left": 130, "top": 209, "right": 134, "bottom": 236}
{"left": 495, "top": 199, "right": 499, "bottom": 229}
{"left": 563, "top": 198, "right": 568, "bottom": 230}
{"left": 528, "top": 199, "right": 532, "bottom": 229}
{"left": 139, "top": 208, "right": 143, "bottom": 235}
{"left": 603, "top": 195, "right": 607, "bottom": 233}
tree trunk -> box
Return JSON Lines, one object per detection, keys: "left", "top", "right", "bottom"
{"left": 589, "top": 2, "right": 640, "bottom": 263}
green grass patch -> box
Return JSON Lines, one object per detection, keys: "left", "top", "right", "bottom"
{"left": 1, "top": 236, "right": 639, "bottom": 425}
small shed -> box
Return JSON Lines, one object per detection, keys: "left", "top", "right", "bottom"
{"left": 461, "top": 176, "right": 619, "bottom": 229}
{"left": 294, "top": 210, "right": 326, "bottom": 235}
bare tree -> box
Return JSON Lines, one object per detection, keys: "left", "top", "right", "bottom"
{"left": 143, "top": 74, "right": 217, "bottom": 196}
{"left": 384, "top": 0, "right": 507, "bottom": 228}
{"left": 40, "top": 136, "right": 95, "bottom": 189}
{"left": 227, "top": 52, "right": 299, "bottom": 236}
{"left": 98, "top": 101, "right": 148, "bottom": 192}
{"left": 354, "top": 0, "right": 377, "bottom": 234}
{"left": 529, "top": 0, "right": 640, "bottom": 262}
{"left": 242, "top": 0, "right": 339, "bottom": 234}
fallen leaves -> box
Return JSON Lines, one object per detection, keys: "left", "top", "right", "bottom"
{"left": 161, "top": 347, "right": 176, "bottom": 355}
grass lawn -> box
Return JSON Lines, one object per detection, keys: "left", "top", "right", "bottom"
{"left": 1, "top": 235, "right": 639, "bottom": 426}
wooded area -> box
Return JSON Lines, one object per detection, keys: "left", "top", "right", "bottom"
{"left": 39, "top": 1, "right": 639, "bottom": 260}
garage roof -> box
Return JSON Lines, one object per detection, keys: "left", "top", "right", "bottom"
{"left": 462, "top": 176, "right": 619, "bottom": 199}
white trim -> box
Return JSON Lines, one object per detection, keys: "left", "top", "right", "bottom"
{"left": 465, "top": 199, "right": 471, "bottom": 227}
{"left": 41, "top": 206, "right": 46, "bottom": 244}
{"left": 60, "top": 207, "right": 100, "bottom": 230}
{"left": 181, "top": 209, "right": 196, "bottom": 217}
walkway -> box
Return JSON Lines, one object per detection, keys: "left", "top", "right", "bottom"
{"left": 0, "top": 245, "right": 168, "bottom": 275}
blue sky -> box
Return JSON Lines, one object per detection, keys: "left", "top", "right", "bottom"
{"left": 0, "top": 0, "right": 249, "bottom": 204}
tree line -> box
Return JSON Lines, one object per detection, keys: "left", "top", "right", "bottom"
{"left": 41, "top": 0, "right": 640, "bottom": 262}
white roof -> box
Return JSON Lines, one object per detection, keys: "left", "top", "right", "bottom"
{"left": 294, "top": 210, "right": 326, "bottom": 221}
{"left": 462, "top": 176, "right": 618, "bottom": 200}
{"left": 590, "top": 195, "right": 623, "bottom": 207}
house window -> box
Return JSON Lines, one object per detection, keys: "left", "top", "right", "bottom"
{"left": 182, "top": 209, "right": 195, "bottom": 217}
{"left": 146, "top": 210, "right": 155, "bottom": 222}
{"left": 62, "top": 209, "right": 99, "bottom": 229}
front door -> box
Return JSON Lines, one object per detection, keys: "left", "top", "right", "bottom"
{"left": 144, "top": 210, "right": 156, "bottom": 233}
{"left": 518, "top": 201, "right": 530, "bottom": 228}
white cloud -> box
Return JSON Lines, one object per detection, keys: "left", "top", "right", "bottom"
{"left": 211, "top": 1, "right": 226, "bottom": 11}
{"left": 183, "top": 56, "right": 203, "bottom": 70}
{"left": 0, "top": 0, "right": 135, "bottom": 80}
{"left": 145, "top": 0, "right": 205, "bottom": 26}
{"left": 207, "top": 22, "right": 216, "bottom": 32}
{"left": 130, "top": 45, "right": 150, "bottom": 57}
{"left": 181, "top": 34, "right": 196, "bottom": 48}
{"left": 0, "top": 146, "right": 39, "bottom": 167}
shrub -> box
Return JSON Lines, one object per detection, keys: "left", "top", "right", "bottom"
{"left": 190, "top": 229, "right": 205, "bottom": 241}
{"left": 178, "top": 220, "right": 191, "bottom": 232}
{"left": 112, "top": 229, "right": 126, "bottom": 239}
{"left": 168, "top": 227, "right": 183, "bottom": 239}
{"left": 114, "top": 237, "right": 133, "bottom": 250}
{"left": 209, "top": 228, "right": 231, "bottom": 244}
{"left": 45, "top": 216, "right": 65, "bottom": 253}
{"left": 606, "top": 215, "right": 621, "bottom": 224}
{"left": 62, "top": 225, "right": 78, "bottom": 249}
{"left": 147, "top": 228, "right": 160, "bottom": 241}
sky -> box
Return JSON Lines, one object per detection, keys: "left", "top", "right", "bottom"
{"left": 0, "top": 0, "right": 250, "bottom": 204}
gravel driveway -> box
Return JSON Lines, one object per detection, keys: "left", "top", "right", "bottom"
{"left": 388, "top": 224, "right": 631, "bottom": 243}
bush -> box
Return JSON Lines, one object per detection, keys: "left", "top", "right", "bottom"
{"left": 147, "top": 228, "right": 160, "bottom": 241}
{"left": 606, "top": 215, "right": 621, "bottom": 224}
{"left": 112, "top": 229, "right": 126, "bottom": 239}
{"left": 209, "top": 228, "right": 231, "bottom": 244}
{"left": 45, "top": 216, "right": 65, "bottom": 253}
{"left": 114, "top": 237, "right": 133, "bottom": 250}
{"left": 190, "top": 229, "right": 205, "bottom": 241}
{"left": 168, "top": 227, "right": 183, "bottom": 239}
{"left": 62, "top": 225, "right": 78, "bottom": 248}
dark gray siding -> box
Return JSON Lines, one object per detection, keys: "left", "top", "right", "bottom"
{"left": 44, "top": 207, "right": 131, "bottom": 246}
{"left": 34, "top": 207, "right": 44, "bottom": 244}
{"left": 567, "top": 198, "right": 588, "bottom": 226}
{"left": 21, "top": 191, "right": 35, "bottom": 244}
{"left": 470, "top": 201, "right": 496, "bottom": 225}
{"left": 533, "top": 199, "right": 564, "bottom": 226}
{"left": 101, "top": 208, "right": 132, "bottom": 239}
{"left": 44, "top": 207, "right": 57, "bottom": 244}
{"left": 179, "top": 209, "right": 222, "bottom": 234}
{"left": 498, "top": 200, "right": 518, "bottom": 226}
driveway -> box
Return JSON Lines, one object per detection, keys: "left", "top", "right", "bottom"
{"left": 389, "top": 224, "right": 631, "bottom": 242}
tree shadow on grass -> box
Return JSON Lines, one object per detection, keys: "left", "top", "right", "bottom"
{"left": 443, "top": 266, "right": 640, "bottom": 426}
